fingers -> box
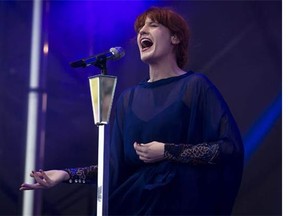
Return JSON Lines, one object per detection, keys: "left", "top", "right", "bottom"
{"left": 40, "top": 170, "right": 53, "bottom": 185}
{"left": 29, "top": 170, "right": 44, "bottom": 178}
{"left": 134, "top": 142, "right": 152, "bottom": 163}
{"left": 134, "top": 141, "right": 165, "bottom": 163}
{"left": 20, "top": 170, "right": 53, "bottom": 191}
{"left": 134, "top": 142, "right": 144, "bottom": 150}
{"left": 32, "top": 171, "right": 49, "bottom": 187}
{"left": 19, "top": 182, "right": 42, "bottom": 191}
{"left": 134, "top": 142, "right": 148, "bottom": 156}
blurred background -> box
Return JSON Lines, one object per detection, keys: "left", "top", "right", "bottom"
{"left": 0, "top": 0, "right": 281, "bottom": 215}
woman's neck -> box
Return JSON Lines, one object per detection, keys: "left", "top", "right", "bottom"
{"left": 148, "top": 63, "right": 186, "bottom": 82}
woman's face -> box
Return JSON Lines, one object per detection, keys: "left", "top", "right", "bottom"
{"left": 137, "top": 17, "right": 175, "bottom": 65}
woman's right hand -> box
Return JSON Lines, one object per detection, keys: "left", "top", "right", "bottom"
{"left": 19, "top": 169, "right": 70, "bottom": 191}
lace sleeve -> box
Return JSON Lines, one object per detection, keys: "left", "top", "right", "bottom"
{"left": 63, "top": 165, "right": 97, "bottom": 184}
{"left": 164, "top": 143, "right": 220, "bottom": 165}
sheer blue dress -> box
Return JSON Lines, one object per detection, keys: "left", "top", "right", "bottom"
{"left": 66, "top": 71, "right": 244, "bottom": 215}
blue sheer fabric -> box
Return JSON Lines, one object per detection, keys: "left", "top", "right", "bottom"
{"left": 108, "top": 71, "right": 243, "bottom": 215}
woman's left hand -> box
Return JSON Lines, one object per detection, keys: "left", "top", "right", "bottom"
{"left": 134, "top": 141, "right": 165, "bottom": 163}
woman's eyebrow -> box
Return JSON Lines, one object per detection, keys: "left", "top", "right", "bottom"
{"left": 145, "top": 21, "right": 159, "bottom": 25}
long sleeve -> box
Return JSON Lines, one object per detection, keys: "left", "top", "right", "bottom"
{"left": 164, "top": 142, "right": 220, "bottom": 165}
{"left": 109, "top": 90, "right": 132, "bottom": 193}
{"left": 184, "top": 74, "right": 243, "bottom": 213}
{"left": 108, "top": 72, "right": 244, "bottom": 215}
{"left": 64, "top": 165, "right": 97, "bottom": 184}
{"left": 183, "top": 74, "right": 243, "bottom": 165}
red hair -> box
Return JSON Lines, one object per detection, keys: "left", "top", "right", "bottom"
{"left": 134, "top": 7, "right": 190, "bottom": 69}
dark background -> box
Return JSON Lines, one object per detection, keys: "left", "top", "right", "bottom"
{"left": 0, "top": 0, "right": 281, "bottom": 215}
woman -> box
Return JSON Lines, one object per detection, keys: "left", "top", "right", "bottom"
{"left": 20, "top": 7, "right": 243, "bottom": 215}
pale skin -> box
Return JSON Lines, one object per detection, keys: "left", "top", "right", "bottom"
{"left": 20, "top": 170, "right": 69, "bottom": 190}
{"left": 134, "top": 17, "right": 186, "bottom": 162}
{"left": 20, "top": 16, "right": 186, "bottom": 191}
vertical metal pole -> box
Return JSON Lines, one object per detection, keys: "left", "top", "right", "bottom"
{"left": 22, "top": 0, "right": 46, "bottom": 216}
{"left": 97, "top": 125, "right": 105, "bottom": 216}
{"left": 88, "top": 71, "right": 117, "bottom": 216}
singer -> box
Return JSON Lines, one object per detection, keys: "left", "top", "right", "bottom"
{"left": 20, "top": 7, "right": 243, "bottom": 215}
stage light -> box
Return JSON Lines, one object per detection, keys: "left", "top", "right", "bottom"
{"left": 244, "top": 93, "right": 281, "bottom": 163}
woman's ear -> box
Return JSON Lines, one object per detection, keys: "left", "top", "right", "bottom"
{"left": 171, "top": 35, "right": 180, "bottom": 45}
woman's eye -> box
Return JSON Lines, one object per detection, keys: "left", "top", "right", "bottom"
{"left": 137, "top": 26, "right": 143, "bottom": 33}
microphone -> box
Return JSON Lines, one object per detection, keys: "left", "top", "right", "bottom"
{"left": 70, "top": 47, "right": 125, "bottom": 68}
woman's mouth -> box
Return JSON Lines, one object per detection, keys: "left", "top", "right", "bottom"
{"left": 140, "top": 38, "right": 153, "bottom": 51}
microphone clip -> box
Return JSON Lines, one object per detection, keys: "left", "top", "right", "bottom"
{"left": 93, "top": 57, "right": 107, "bottom": 75}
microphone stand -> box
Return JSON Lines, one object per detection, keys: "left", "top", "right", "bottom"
{"left": 88, "top": 59, "right": 117, "bottom": 216}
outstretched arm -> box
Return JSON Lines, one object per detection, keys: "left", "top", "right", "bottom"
{"left": 19, "top": 170, "right": 69, "bottom": 191}
{"left": 64, "top": 165, "right": 97, "bottom": 184}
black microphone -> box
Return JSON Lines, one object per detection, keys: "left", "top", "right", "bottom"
{"left": 70, "top": 47, "right": 125, "bottom": 68}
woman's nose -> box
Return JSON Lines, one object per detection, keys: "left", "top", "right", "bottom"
{"left": 139, "top": 30, "right": 147, "bottom": 36}
{"left": 139, "top": 25, "right": 149, "bottom": 35}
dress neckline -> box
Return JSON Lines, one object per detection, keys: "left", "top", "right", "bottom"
{"left": 139, "top": 71, "right": 193, "bottom": 88}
